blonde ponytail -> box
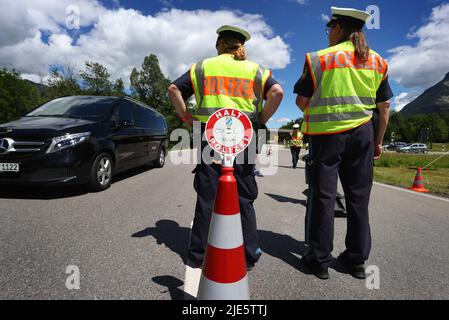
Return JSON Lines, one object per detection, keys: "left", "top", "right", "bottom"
{"left": 216, "top": 38, "right": 247, "bottom": 61}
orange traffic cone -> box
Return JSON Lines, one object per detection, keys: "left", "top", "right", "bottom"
{"left": 408, "top": 167, "right": 429, "bottom": 193}
{"left": 197, "top": 166, "right": 249, "bottom": 300}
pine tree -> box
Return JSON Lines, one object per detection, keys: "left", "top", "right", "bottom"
{"left": 130, "top": 54, "right": 182, "bottom": 131}
{"left": 79, "top": 61, "right": 113, "bottom": 95}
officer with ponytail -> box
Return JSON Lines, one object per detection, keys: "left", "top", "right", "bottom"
{"left": 169, "top": 25, "right": 283, "bottom": 271}
{"left": 294, "top": 7, "right": 393, "bottom": 280}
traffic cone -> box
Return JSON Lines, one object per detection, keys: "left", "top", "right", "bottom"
{"left": 197, "top": 166, "right": 250, "bottom": 300}
{"left": 408, "top": 167, "right": 429, "bottom": 193}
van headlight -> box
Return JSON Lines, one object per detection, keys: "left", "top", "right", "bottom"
{"left": 46, "top": 132, "right": 91, "bottom": 153}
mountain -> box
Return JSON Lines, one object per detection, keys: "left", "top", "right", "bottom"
{"left": 400, "top": 72, "right": 449, "bottom": 118}
{"left": 24, "top": 79, "right": 49, "bottom": 93}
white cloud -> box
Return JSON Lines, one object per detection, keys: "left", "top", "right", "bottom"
{"left": 388, "top": 3, "right": 449, "bottom": 90}
{"left": 276, "top": 117, "right": 292, "bottom": 123}
{"left": 321, "top": 14, "right": 330, "bottom": 22}
{"left": 294, "top": 0, "right": 308, "bottom": 5}
{"left": 0, "top": 1, "right": 291, "bottom": 87}
{"left": 393, "top": 92, "right": 420, "bottom": 112}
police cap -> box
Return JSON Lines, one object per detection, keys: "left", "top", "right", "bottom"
{"left": 326, "top": 7, "right": 371, "bottom": 30}
{"left": 216, "top": 25, "right": 251, "bottom": 44}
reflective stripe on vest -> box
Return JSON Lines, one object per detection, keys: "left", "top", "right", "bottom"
{"left": 191, "top": 55, "right": 269, "bottom": 123}
{"left": 302, "top": 41, "right": 387, "bottom": 135}
{"left": 290, "top": 132, "right": 303, "bottom": 146}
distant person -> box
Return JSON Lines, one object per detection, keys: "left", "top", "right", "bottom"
{"left": 294, "top": 7, "right": 393, "bottom": 280}
{"left": 288, "top": 124, "right": 303, "bottom": 169}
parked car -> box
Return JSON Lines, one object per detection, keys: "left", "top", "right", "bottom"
{"left": 0, "top": 96, "right": 168, "bottom": 191}
{"left": 397, "top": 143, "right": 429, "bottom": 154}
{"left": 387, "top": 142, "right": 407, "bottom": 151}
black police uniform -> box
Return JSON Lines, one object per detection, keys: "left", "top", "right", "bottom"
{"left": 294, "top": 60, "right": 394, "bottom": 269}
{"left": 172, "top": 71, "right": 278, "bottom": 268}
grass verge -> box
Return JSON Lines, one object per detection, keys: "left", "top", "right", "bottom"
{"left": 374, "top": 167, "right": 449, "bottom": 197}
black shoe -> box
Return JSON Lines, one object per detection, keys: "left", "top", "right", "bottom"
{"left": 338, "top": 254, "right": 366, "bottom": 279}
{"left": 246, "top": 263, "right": 255, "bottom": 272}
{"left": 301, "top": 257, "right": 329, "bottom": 280}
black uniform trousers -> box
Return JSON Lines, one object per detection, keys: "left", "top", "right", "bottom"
{"left": 187, "top": 138, "right": 262, "bottom": 267}
{"left": 290, "top": 146, "right": 301, "bottom": 168}
{"left": 304, "top": 121, "right": 374, "bottom": 269}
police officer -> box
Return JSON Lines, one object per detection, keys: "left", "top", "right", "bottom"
{"left": 168, "top": 25, "right": 284, "bottom": 270}
{"left": 294, "top": 7, "right": 393, "bottom": 280}
{"left": 287, "top": 124, "right": 303, "bottom": 169}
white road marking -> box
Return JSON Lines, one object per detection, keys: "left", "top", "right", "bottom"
{"left": 183, "top": 265, "right": 202, "bottom": 299}
{"left": 298, "top": 160, "right": 449, "bottom": 204}
{"left": 183, "top": 220, "right": 201, "bottom": 299}
{"left": 372, "top": 182, "right": 449, "bottom": 203}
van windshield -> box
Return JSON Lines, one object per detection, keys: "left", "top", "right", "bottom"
{"left": 26, "top": 96, "right": 117, "bottom": 120}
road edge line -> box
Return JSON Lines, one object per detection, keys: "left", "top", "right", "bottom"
{"left": 298, "top": 160, "right": 449, "bottom": 203}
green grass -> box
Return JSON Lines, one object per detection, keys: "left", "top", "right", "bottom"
{"left": 374, "top": 153, "right": 449, "bottom": 196}
{"left": 375, "top": 153, "right": 449, "bottom": 169}
{"left": 374, "top": 167, "right": 449, "bottom": 197}
{"left": 429, "top": 143, "right": 449, "bottom": 152}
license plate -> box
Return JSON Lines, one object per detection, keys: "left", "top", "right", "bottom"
{"left": 0, "top": 163, "right": 20, "bottom": 172}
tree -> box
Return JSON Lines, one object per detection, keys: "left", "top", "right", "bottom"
{"left": 0, "top": 69, "right": 43, "bottom": 123}
{"left": 130, "top": 54, "right": 182, "bottom": 130}
{"left": 280, "top": 118, "right": 303, "bottom": 130}
{"left": 428, "top": 114, "right": 448, "bottom": 143}
{"left": 112, "top": 78, "right": 125, "bottom": 96}
{"left": 130, "top": 54, "right": 171, "bottom": 110}
{"left": 46, "top": 65, "right": 82, "bottom": 98}
{"left": 79, "top": 61, "right": 112, "bottom": 95}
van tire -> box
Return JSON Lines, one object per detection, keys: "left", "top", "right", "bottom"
{"left": 88, "top": 153, "right": 114, "bottom": 192}
{"left": 153, "top": 146, "right": 166, "bottom": 168}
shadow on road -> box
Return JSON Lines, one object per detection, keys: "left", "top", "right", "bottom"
{"left": 152, "top": 275, "right": 195, "bottom": 300}
{"left": 0, "top": 184, "right": 88, "bottom": 200}
{"left": 258, "top": 230, "right": 327, "bottom": 276}
{"left": 265, "top": 193, "right": 307, "bottom": 207}
{"left": 134, "top": 220, "right": 319, "bottom": 280}
{"left": 112, "top": 164, "right": 156, "bottom": 184}
{"left": 0, "top": 165, "right": 156, "bottom": 200}
{"left": 132, "top": 219, "right": 190, "bottom": 264}
{"left": 258, "top": 229, "right": 309, "bottom": 272}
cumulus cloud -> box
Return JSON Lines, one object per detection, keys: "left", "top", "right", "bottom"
{"left": 276, "top": 117, "right": 292, "bottom": 123}
{"left": 388, "top": 3, "right": 449, "bottom": 90}
{"left": 393, "top": 92, "right": 420, "bottom": 112}
{"left": 321, "top": 14, "right": 330, "bottom": 22}
{"left": 0, "top": 1, "right": 291, "bottom": 87}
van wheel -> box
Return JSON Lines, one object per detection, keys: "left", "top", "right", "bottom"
{"left": 153, "top": 146, "right": 166, "bottom": 168}
{"left": 88, "top": 153, "right": 113, "bottom": 192}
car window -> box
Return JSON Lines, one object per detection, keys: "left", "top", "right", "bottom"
{"left": 27, "top": 96, "right": 116, "bottom": 120}
{"left": 117, "top": 101, "right": 135, "bottom": 123}
{"left": 134, "top": 105, "right": 157, "bottom": 128}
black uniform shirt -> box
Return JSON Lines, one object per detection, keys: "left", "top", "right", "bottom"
{"left": 172, "top": 69, "right": 279, "bottom": 101}
{"left": 293, "top": 61, "right": 394, "bottom": 103}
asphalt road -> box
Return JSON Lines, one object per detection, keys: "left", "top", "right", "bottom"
{"left": 1, "top": 147, "right": 448, "bottom": 300}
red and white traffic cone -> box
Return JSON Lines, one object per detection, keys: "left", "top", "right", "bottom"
{"left": 197, "top": 166, "right": 249, "bottom": 300}
{"left": 408, "top": 167, "right": 430, "bottom": 193}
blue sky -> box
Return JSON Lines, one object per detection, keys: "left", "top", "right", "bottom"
{"left": 1, "top": 0, "right": 449, "bottom": 128}
{"left": 113, "top": 0, "right": 449, "bottom": 127}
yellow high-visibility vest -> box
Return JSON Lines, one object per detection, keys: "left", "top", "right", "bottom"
{"left": 302, "top": 41, "right": 388, "bottom": 135}
{"left": 190, "top": 54, "right": 271, "bottom": 123}
{"left": 288, "top": 131, "right": 303, "bottom": 147}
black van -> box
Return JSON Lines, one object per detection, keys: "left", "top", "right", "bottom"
{"left": 0, "top": 96, "right": 168, "bottom": 191}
